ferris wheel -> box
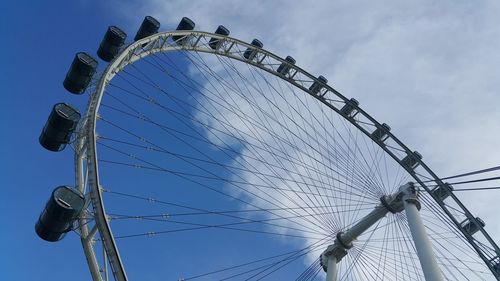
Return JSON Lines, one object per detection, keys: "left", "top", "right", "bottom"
{"left": 36, "top": 16, "right": 500, "bottom": 281}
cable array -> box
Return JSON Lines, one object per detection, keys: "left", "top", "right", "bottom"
{"left": 80, "top": 43, "right": 497, "bottom": 280}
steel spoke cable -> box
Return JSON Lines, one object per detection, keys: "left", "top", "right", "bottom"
{"left": 99, "top": 157, "right": 373, "bottom": 206}
{"left": 110, "top": 226, "right": 319, "bottom": 240}
{"left": 418, "top": 193, "right": 473, "bottom": 240}
{"left": 419, "top": 196, "right": 485, "bottom": 258}
{"left": 97, "top": 141, "right": 335, "bottom": 235}
{"left": 108, "top": 206, "right": 373, "bottom": 223}
{"left": 97, "top": 140, "right": 373, "bottom": 205}
{"left": 108, "top": 210, "right": 331, "bottom": 237}
{"left": 180, "top": 51, "right": 385, "bottom": 202}
{"left": 113, "top": 61, "right": 372, "bottom": 225}
{"left": 97, "top": 161, "right": 334, "bottom": 235}
{"left": 104, "top": 191, "right": 373, "bottom": 217}
{"left": 214, "top": 54, "right": 385, "bottom": 202}
{"left": 340, "top": 218, "right": 385, "bottom": 280}
{"left": 110, "top": 55, "right": 378, "bottom": 235}
{"left": 105, "top": 73, "right": 378, "bottom": 202}
{"left": 393, "top": 212, "right": 424, "bottom": 280}
{"left": 99, "top": 100, "right": 366, "bottom": 197}
{"left": 331, "top": 219, "right": 389, "bottom": 280}
{"left": 337, "top": 115, "right": 387, "bottom": 200}
{"left": 243, "top": 243, "right": 325, "bottom": 281}
{"left": 235, "top": 56, "right": 344, "bottom": 233}
{"left": 102, "top": 188, "right": 370, "bottom": 235}
{"left": 216, "top": 239, "right": 328, "bottom": 281}
{"left": 97, "top": 133, "right": 365, "bottom": 201}
{"left": 107, "top": 208, "right": 362, "bottom": 237}
{"left": 356, "top": 217, "right": 413, "bottom": 281}
{"left": 361, "top": 243, "right": 486, "bottom": 269}
{"left": 267, "top": 62, "right": 343, "bottom": 233}
{"left": 98, "top": 91, "right": 338, "bottom": 232}
{"left": 422, "top": 165, "right": 500, "bottom": 183}
{"left": 180, "top": 237, "right": 328, "bottom": 280}
{"left": 183, "top": 51, "right": 343, "bottom": 232}
{"left": 295, "top": 258, "right": 321, "bottom": 281}
{"left": 337, "top": 117, "right": 389, "bottom": 229}
{"left": 427, "top": 230, "right": 486, "bottom": 280}
{"left": 216, "top": 54, "right": 340, "bottom": 233}
{"left": 454, "top": 186, "right": 500, "bottom": 191}
{"left": 394, "top": 208, "right": 485, "bottom": 279}
{"left": 395, "top": 216, "right": 470, "bottom": 280}
{"left": 353, "top": 246, "right": 422, "bottom": 280}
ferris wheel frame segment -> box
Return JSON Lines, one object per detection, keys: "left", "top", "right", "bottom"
{"left": 75, "top": 30, "right": 500, "bottom": 281}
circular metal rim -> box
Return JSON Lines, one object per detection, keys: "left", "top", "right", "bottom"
{"left": 76, "top": 30, "right": 500, "bottom": 280}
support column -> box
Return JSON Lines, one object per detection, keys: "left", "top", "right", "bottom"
{"left": 403, "top": 186, "right": 444, "bottom": 281}
{"left": 321, "top": 192, "right": 401, "bottom": 279}
{"left": 340, "top": 205, "right": 389, "bottom": 243}
{"left": 325, "top": 256, "right": 338, "bottom": 281}
{"left": 321, "top": 182, "right": 444, "bottom": 281}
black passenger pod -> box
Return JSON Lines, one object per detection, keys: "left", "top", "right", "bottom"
{"left": 173, "top": 17, "right": 195, "bottom": 44}
{"left": 277, "top": 56, "right": 296, "bottom": 76}
{"left": 35, "top": 186, "right": 85, "bottom": 242}
{"left": 371, "top": 123, "right": 391, "bottom": 143}
{"left": 97, "top": 26, "right": 127, "bottom": 62}
{"left": 134, "top": 16, "right": 160, "bottom": 41}
{"left": 243, "top": 39, "right": 263, "bottom": 60}
{"left": 309, "top": 75, "right": 328, "bottom": 95}
{"left": 39, "top": 103, "right": 80, "bottom": 152}
{"left": 209, "top": 25, "right": 230, "bottom": 50}
{"left": 63, "top": 52, "right": 98, "bottom": 94}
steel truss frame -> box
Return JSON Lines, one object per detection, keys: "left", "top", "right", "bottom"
{"left": 73, "top": 30, "right": 500, "bottom": 281}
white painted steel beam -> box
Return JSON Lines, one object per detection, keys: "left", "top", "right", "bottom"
{"left": 325, "top": 256, "right": 338, "bottom": 281}
{"left": 402, "top": 186, "right": 444, "bottom": 281}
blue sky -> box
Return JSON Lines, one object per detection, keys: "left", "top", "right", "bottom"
{"left": 2, "top": 1, "right": 500, "bottom": 280}
{"left": 0, "top": 2, "right": 128, "bottom": 280}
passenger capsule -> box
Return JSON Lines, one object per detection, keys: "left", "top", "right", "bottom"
{"left": 243, "top": 39, "right": 263, "bottom": 60}
{"left": 134, "top": 16, "right": 160, "bottom": 41}
{"left": 401, "top": 151, "right": 422, "bottom": 170}
{"left": 35, "top": 186, "right": 85, "bottom": 242}
{"left": 340, "top": 98, "right": 359, "bottom": 117}
{"left": 277, "top": 56, "right": 296, "bottom": 76}
{"left": 97, "top": 26, "right": 127, "bottom": 62}
{"left": 173, "top": 17, "right": 195, "bottom": 44}
{"left": 63, "top": 52, "right": 98, "bottom": 94}
{"left": 309, "top": 75, "right": 328, "bottom": 95}
{"left": 209, "top": 25, "right": 230, "bottom": 50}
{"left": 461, "top": 217, "right": 485, "bottom": 236}
{"left": 39, "top": 103, "right": 81, "bottom": 152}
{"left": 431, "top": 183, "right": 453, "bottom": 201}
{"left": 371, "top": 123, "right": 391, "bottom": 143}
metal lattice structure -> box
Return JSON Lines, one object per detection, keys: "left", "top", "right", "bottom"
{"left": 68, "top": 30, "right": 500, "bottom": 281}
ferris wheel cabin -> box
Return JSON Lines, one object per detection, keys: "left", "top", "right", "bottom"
{"left": 134, "top": 16, "right": 160, "bottom": 41}
{"left": 209, "top": 25, "right": 230, "bottom": 50}
{"left": 35, "top": 186, "right": 85, "bottom": 242}
{"left": 63, "top": 52, "right": 98, "bottom": 94}
{"left": 97, "top": 26, "right": 127, "bottom": 62}
{"left": 39, "top": 103, "right": 80, "bottom": 152}
{"left": 173, "top": 17, "right": 195, "bottom": 44}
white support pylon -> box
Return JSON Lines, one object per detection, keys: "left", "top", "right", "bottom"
{"left": 325, "top": 256, "right": 338, "bottom": 281}
{"left": 321, "top": 182, "right": 444, "bottom": 281}
{"left": 402, "top": 185, "right": 444, "bottom": 281}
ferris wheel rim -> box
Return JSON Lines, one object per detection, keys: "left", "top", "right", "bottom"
{"left": 76, "top": 29, "right": 500, "bottom": 280}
